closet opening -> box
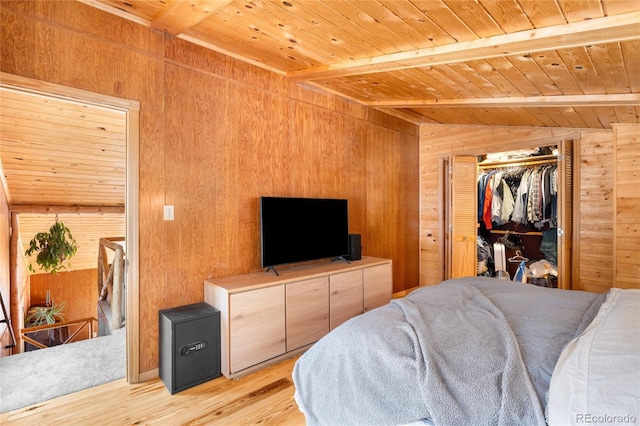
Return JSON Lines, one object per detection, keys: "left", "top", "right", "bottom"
{"left": 476, "top": 146, "right": 561, "bottom": 287}
{"left": 444, "top": 139, "right": 574, "bottom": 290}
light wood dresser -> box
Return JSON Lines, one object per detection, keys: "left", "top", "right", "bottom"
{"left": 204, "top": 256, "right": 392, "bottom": 378}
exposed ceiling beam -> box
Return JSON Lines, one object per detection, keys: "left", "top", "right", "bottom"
{"left": 10, "top": 205, "right": 125, "bottom": 214}
{"left": 368, "top": 94, "right": 640, "bottom": 109}
{"left": 77, "top": 0, "right": 150, "bottom": 26}
{"left": 151, "top": 0, "right": 233, "bottom": 36}
{"left": 289, "top": 11, "right": 640, "bottom": 80}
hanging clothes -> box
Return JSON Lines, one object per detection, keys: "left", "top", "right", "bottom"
{"left": 511, "top": 169, "right": 531, "bottom": 225}
{"left": 490, "top": 172, "right": 504, "bottom": 226}
{"left": 527, "top": 168, "right": 541, "bottom": 224}
{"left": 500, "top": 179, "right": 515, "bottom": 222}
{"left": 478, "top": 170, "right": 495, "bottom": 223}
{"left": 477, "top": 162, "right": 558, "bottom": 229}
{"left": 482, "top": 173, "right": 495, "bottom": 230}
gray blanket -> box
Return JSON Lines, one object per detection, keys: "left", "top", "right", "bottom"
{"left": 293, "top": 277, "right": 605, "bottom": 426}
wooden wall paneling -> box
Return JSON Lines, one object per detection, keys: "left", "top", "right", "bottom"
{"left": 289, "top": 104, "right": 336, "bottom": 196}
{"left": 397, "top": 131, "right": 420, "bottom": 288}
{"left": 236, "top": 83, "right": 291, "bottom": 273}
{"left": 366, "top": 126, "right": 397, "bottom": 277}
{"left": 573, "top": 131, "right": 615, "bottom": 292}
{"left": 367, "top": 108, "right": 420, "bottom": 137}
{"left": 163, "top": 64, "right": 195, "bottom": 310}
{"left": 613, "top": 124, "right": 640, "bottom": 289}
{"left": 421, "top": 125, "right": 575, "bottom": 155}
{"left": 2, "top": 1, "right": 420, "bottom": 376}
{"left": 1, "top": 0, "right": 165, "bottom": 374}
{"left": 419, "top": 154, "right": 441, "bottom": 286}
{"left": 419, "top": 124, "right": 616, "bottom": 289}
{"left": 339, "top": 114, "right": 368, "bottom": 233}
{"left": 29, "top": 269, "right": 98, "bottom": 341}
{"left": 26, "top": 1, "right": 165, "bottom": 55}
{"left": 138, "top": 105, "right": 166, "bottom": 376}
{"left": 366, "top": 125, "right": 420, "bottom": 291}
{"left": 0, "top": 179, "right": 10, "bottom": 356}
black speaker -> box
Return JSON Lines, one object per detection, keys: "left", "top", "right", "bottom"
{"left": 159, "top": 302, "right": 221, "bottom": 394}
{"left": 346, "top": 234, "right": 362, "bottom": 261}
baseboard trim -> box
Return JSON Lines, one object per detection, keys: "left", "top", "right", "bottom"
{"left": 139, "top": 368, "right": 159, "bottom": 382}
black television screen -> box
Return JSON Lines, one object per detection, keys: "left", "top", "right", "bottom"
{"left": 260, "top": 196, "right": 349, "bottom": 268}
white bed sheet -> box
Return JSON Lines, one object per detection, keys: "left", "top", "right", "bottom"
{"left": 547, "top": 288, "right": 640, "bottom": 426}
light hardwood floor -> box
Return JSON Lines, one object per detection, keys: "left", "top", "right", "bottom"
{"left": 0, "top": 356, "right": 306, "bottom": 425}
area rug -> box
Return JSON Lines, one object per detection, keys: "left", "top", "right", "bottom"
{"left": 0, "top": 327, "right": 125, "bottom": 412}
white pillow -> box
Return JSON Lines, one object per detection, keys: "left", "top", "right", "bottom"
{"left": 547, "top": 288, "right": 640, "bottom": 425}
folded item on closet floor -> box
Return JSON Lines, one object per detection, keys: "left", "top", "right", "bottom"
{"left": 529, "top": 259, "right": 558, "bottom": 277}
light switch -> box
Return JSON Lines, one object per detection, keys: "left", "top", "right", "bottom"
{"left": 164, "top": 205, "right": 175, "bottom": 221}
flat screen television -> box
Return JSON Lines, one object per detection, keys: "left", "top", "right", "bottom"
{"left": 260, "top": 196, "right": 349, "bottom": 270}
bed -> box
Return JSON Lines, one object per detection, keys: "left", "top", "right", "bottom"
{"left": 292, "top": 277, "right": 639, "bottom": 426}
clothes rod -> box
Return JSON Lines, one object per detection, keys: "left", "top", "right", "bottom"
{"left": 477, "top": 154, "right": 558, "bottom": 170}
{"left": 489, "top": 229, "right": 543, "bottom": 236}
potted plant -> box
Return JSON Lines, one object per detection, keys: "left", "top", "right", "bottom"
{"left": 24, "top": 300, "right": 66, "bottom": 350}
{"left": 25, "top": 218, "right": 78, "bottom": 274}
{"left": 25, "top": 301, "right": 66, "bottom": 326}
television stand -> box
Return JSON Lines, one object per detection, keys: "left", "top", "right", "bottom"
{"left": 332, "top": 256, "right": 350, "bottom": 264}
{"left": 265, "top": 265, "right": 280, "bottom": 277}
{"left": 204, "top": 256, "right": 392, "bottom": 379}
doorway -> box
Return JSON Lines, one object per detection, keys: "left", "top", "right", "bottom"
{"left": 0, "top": 72, "right": 140, "bottom": 383}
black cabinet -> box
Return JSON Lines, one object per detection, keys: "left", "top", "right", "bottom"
{"left": 159, "top": 302, "right": 221, "bottom": 394}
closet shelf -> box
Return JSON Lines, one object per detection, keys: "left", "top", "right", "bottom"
{"left": 477, "top": 154, "right": 558, "bottom": 170}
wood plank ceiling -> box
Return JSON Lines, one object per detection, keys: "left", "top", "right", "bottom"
{"left": 2, "top": 0, "right": 640, "bottom": 271}
{"left": 84, "top": 0, "right": 640, "bottom": 128}
{"left": 0, "top": 87, "right": 126, "bottom": 273}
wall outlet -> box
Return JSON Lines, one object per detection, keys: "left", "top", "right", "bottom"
{"left": 164, "top": 205, "right": 175, "bottom": 221}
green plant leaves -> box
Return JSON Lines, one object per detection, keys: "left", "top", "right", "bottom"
{"left": 25, "top": 302, "right": 66, "bottom": 326}
{"left": 25, "top": 221, "right": 78, "bottom": 274}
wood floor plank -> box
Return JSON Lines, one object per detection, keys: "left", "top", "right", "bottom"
{"left": 0, "top": 357, "right": 306, "bottom": 425}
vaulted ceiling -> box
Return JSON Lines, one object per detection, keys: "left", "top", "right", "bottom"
{"left": 83, "top": 0, "right": 640, "bottom": 128}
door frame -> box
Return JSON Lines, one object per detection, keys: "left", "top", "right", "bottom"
{"left": 0, "top": 72, "right": 140, "bottom": 383}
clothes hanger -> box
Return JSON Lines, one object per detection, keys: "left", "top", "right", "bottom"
{"left": 497, "top": 230, "right": 511, "bottom": 246}
{"left": 508, "top": 250, "right": 529, "bottom": 263}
